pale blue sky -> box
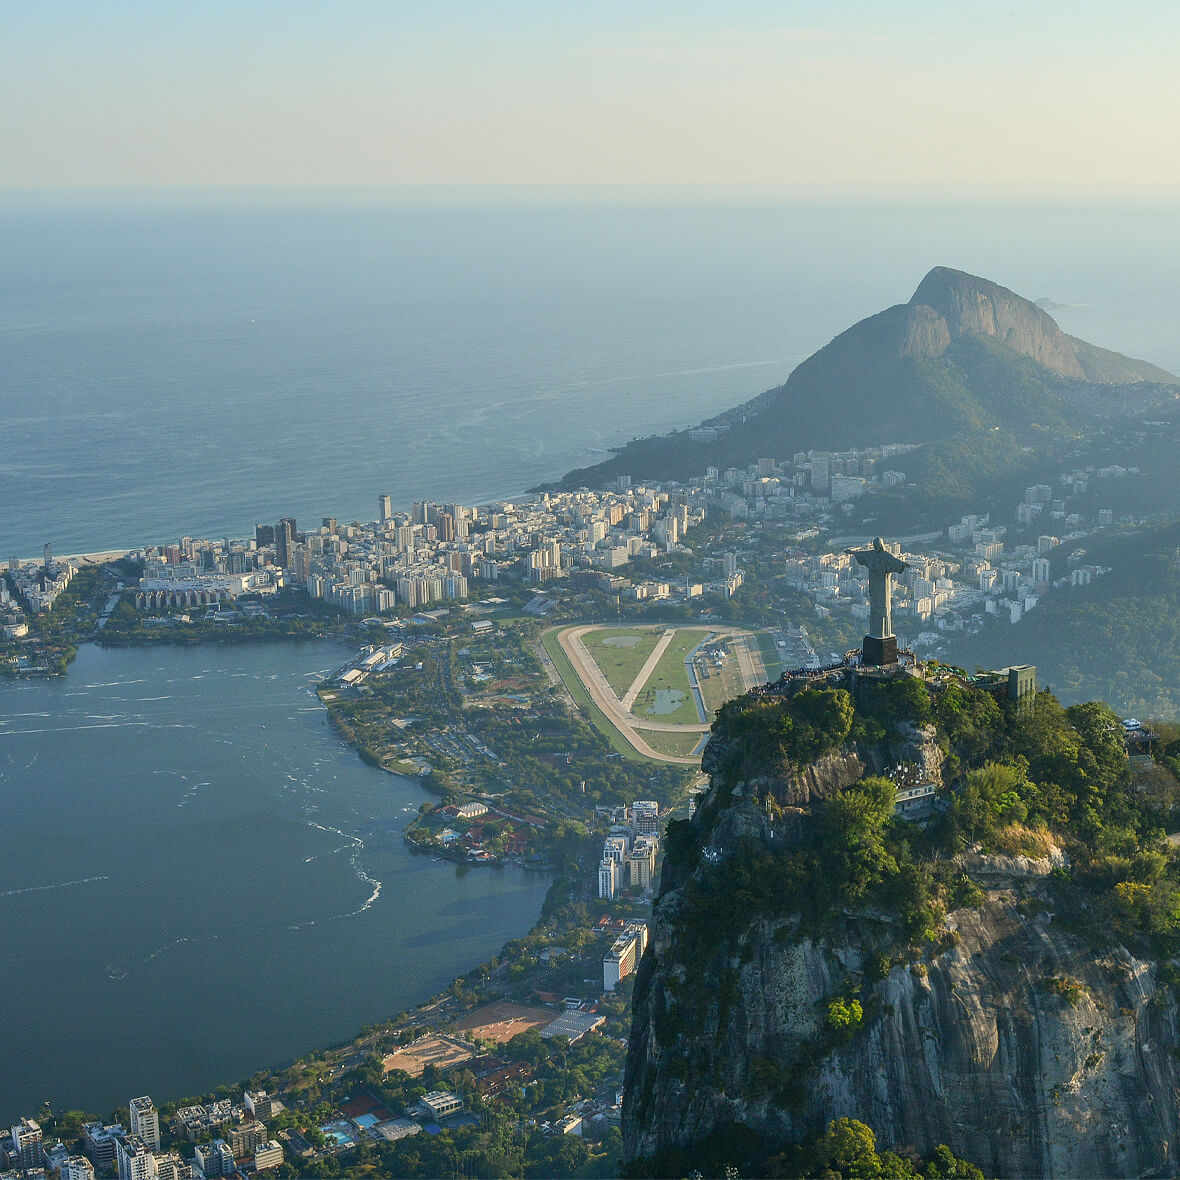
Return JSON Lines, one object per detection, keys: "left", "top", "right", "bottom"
{"left": 3, "top": 1, "right": 1178, "bottom": 187}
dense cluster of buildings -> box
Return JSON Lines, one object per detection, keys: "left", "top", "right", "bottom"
{"left": 782, "top": 460, "right": 1130, "bottom": 652}
{"left": 2, "top": 547, "right": 77, "bottom": 638}
{"left": 2, "top": 1094, "right": 283, "bottom": 1180}
{"left": 9, "top": 435, "right": 1140, "bottom": 651}
{"left": 41, "top": 443, "right": 958, "bottom": 630}
{"left": 11, "top": 437, "right": 1134, "bottom": 651}
{"left": 122, "top": 475, "right": 735, "bottom": 619}
{"left": 595, "top": 801, "right": 661, "bottom": 902}
{"left": 0, "top": 578, "right": 28, "bottom": 640}
{"left": 674, "top": 445, "right": 917, "bottom": 524}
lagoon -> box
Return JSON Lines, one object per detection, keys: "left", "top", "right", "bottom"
{"left": 0, "top": 641, "right": 551, "bottom": 1116}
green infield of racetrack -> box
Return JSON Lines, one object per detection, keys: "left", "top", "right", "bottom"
{"left": 579, "top": 626, "right": 665, "bottom": 697}
{"left": 630, "top": 628, "right": 711, "bottom": 726}
{"left": 643, "top": 729, "right": 709, "bottom": 760}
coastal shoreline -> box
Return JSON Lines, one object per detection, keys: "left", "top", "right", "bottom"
{"left": 3, "top": 548, "right": 129, "bottom": 572}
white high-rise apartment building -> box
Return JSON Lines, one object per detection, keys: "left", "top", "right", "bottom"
{"left": 115, "top": 1135, "right": 157, "bottom": 1180}
{"left": 66, "top": 1156, "right": 96, "bottom": 1180}
{"left": 128, "top": 1097, "right": 160, "bottom": 1152}
{"left": 10, "top": 1118, "right": 43, "bottom": 1171}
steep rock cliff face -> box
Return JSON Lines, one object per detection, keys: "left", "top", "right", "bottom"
{"left": 906, "top": 267, "right": 1088, "bottom": 377}
{"left": 701, "top": 720, "right": 942, "bottom": 811}
{"left": 625, "top": 750, "right": 1180, "bottom": 1178}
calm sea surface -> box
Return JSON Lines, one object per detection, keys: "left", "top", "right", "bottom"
{"left": 3, "top": 194, "right": 1180, "bottom": 1116}
{"left": 0, "top": 641, "right": 552, "bottom": 1115}
{"left": 4, "top": 196, "right": 1180, "bottom": 558}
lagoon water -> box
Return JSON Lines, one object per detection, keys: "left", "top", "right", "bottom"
{"left": 4, "top": 192, "right": 1180, "bottom": 1115}
{"left": 0, "top": 641, "right": 552, "bottom": 1115}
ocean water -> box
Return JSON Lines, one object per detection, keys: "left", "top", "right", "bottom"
{"left": 4, "top": 194, "right": 1180, "bottom": 558}
{"left": 0, "top": 641, "right": 552, "bottom": 1116}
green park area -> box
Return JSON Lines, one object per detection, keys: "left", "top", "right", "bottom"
{"left": 631, "top": 628, "right": 710, "bottom": 726}
{"left": 643, "top": 729, "right": 708, "bottom": 759}
{"left": 580, "top": 627, "right": 665, "bottom": 697}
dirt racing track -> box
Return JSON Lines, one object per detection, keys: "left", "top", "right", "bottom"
{"left": 553, "top": 623, "right": 764, "bottom": 765}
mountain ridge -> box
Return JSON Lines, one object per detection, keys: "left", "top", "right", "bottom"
{"left": 555, "top": 268, "right": 1178, "bottom": 489}
{"left": 904, "top": 267, "right": 1175, "bottom": 384}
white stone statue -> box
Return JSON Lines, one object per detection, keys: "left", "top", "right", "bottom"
{"left": 849, "top": 537, "right": 907, "bottom": 640}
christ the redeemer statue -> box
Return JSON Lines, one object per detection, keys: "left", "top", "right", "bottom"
{"left": 848, "top": 537, "right": 907, "bottom": 666}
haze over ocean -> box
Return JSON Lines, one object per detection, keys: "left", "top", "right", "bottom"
{"left": 5, "top": 193, "right": 1180, "bottom": 560}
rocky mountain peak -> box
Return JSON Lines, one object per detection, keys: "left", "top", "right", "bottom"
{"left": 903, "top": 266, "right": 1085, "bottom": 376}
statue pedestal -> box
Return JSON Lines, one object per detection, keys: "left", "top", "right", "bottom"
{"left": 861, "top": 635, "right": 898, "bottom": 667}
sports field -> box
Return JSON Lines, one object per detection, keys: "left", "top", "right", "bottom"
{"left": 643, "top": 729, "right": 710, "bottom": 759}
{"left": 382, "top": 1033, "right": 474, "bottom": 1077}
{"left": 454, "top": 1001, "right": 557, "bottom": 1043}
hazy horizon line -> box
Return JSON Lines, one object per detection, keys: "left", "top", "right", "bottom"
{"left": 3, "top": 181, "right": 1180, "bottom": 210}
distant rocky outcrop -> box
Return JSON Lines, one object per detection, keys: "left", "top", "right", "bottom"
{"left": 906, "top": 267, "right": 1086, "bottom": 374}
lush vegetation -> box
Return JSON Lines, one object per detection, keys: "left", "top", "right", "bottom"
{"left": 272, "top": 1033, "right": 626, "bottom": 1179}
{"left": 765, "top": 1117, "right": 984, "bottom": 1180}
{"left": 1, "top": 564, "right": 109, "bottom": 673}
{"left": 100, "top": 588, "right": 350, "bottom": 647}
{"left": 329, "top": 623, "right": 691, "bottom": 816}
{"left": 644, "top": 670, "right": 1180, "bottom": 1176}
{"left": 710, "top": 687, "right": 855, "bottom": 777}
{"left": 631, "top": 1116, "right": 983, "bottom": 1180}
{"left": 683, "top": 676, "right": 1180, "bottom": 961}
